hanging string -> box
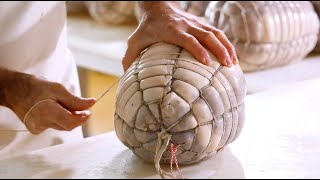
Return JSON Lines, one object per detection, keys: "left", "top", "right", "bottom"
{"left": 95, "top": 77, "right": 121, "bottom": 103}
{"left": 154, "top": 128, "right": 186, "bottom": 179}
{"left": 155, "top": 128, "right": 173, "bottom": 179}
{"left": 169, "top": 143, "right": 184, "bottom": 179}
{"left": 0, "top": 130, "right": 28, "bottom": 132}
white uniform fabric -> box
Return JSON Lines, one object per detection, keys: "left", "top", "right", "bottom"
{"left": 0, "top": 1, "right": 83, "bottom": 158}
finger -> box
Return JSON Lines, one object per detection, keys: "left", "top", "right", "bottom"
{"left": 25, "top": 119, "right": 47, "bottom": 135}
{"left": 167, "top": 32, "right": 213, "bottom": 66}
{"left": 53, "top": 83, "right": 96, "bottom": 111}
{"left": 188, "top": 26, "right": 232, "bottom": 67}
{"left": 122, "top": 46, "right": 143, "bottom": 72}
{"left": 49, "top": 103, "right": 91, "bottom": 131}
{"left": 201, "top": 25, "right": 238, "bottom": 65}
{"left": 25, "top": 100, "right": 88, "bottom": 134}
{"left": 50, "top": 123, "right": 67, "bottom": 131}
{"left": 214, "top": 30, "right": 238, "bottom": 65}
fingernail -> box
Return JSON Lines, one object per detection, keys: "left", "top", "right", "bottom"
{"left": 82, "top": 110, "right": 91, "bottom": 116}
{"left": 204, "top": 54, "right": 214, "bottom": 66}
{"left": 81, "top": 97, "right": 96, "bottom": 103}
{"left": 75, "top": 110, "right": 91, "bottom": 116}
{"left": 225, "top": 58, "right": 231, "bottom": 67}
{"left": 206, "top": 58, "right": 213, "bottom": 66}
{"left": 233, "top": 55, "right": 238, "bottom": 64}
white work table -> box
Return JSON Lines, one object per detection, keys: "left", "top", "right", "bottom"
{"left": 245, "top": 55, "right": 320, "bottom": 94}
{"left": 1, "top": 78, "right": 320, "bottom": 178}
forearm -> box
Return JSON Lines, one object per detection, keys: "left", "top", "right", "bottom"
{"left": 0, "top": 67, "right": 14, "bottom": 107}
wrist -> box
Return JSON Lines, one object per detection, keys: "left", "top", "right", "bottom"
{"left": 0, "top": 68, "right": 32, "bottom": 109}
{"left": 135, "top": 1, "right": 182, "bottom": 20}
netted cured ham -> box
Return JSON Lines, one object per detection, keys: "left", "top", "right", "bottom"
{"left": 114, "top": 42, "right": 246, "bottom": 178}
{"left": 205, "top": 1, "right": 319, "bottom": 72}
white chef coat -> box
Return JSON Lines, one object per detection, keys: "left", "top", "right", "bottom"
{"left": 0, "top": 1, "right": 83, "bottom": 158}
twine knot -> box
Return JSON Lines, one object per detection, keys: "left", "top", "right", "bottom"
{"left": 154, "top": 128, "right": 185, "bottom": 179}
{"left": 158, "top": 128, "right": 171, "bottom": 140}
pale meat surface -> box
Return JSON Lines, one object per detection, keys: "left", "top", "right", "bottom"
{"left": 205, "top": 1, "right": 319, "bottom": 72}
{"left": 114, "top": 42, "right": 246, "bottom": 165}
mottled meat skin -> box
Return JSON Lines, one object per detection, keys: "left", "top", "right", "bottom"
{"left": 205, "top": 1, "right": 319, "bottom": 72}
{"left": 114, "top": 42, "right": 246, "bottom": 165}
{"left": 311, "top": 1, "right": 320, "bottom": 53}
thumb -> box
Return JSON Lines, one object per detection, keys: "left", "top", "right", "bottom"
{"left": 60, "top": 95, "right": 96, "bottom": 111}
{"left": 122, "top": 45, "right": 142, "bottom": 72}
{"left": 54, "top": 84, "right": 96, "bottom": 111}
{"left": 122, "top": 36, "right": 152, "bottom": 72}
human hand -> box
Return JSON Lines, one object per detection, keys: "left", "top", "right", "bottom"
{"left": 121, "top": 1, "right": 238, "bottom": 71}
{"left": 2, "top": 70, "right": 96, "bottom": 135}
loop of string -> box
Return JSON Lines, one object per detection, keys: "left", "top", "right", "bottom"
{"left": 0, "top": 99, "right": 53, "bottom": 132}
{"left": 0, "top": 75, "right": 122, "bottom": 132}
{"left": 23, "top": 99, "right": 53, "bottom": 125}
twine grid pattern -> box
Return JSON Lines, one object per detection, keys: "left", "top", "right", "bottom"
{"left": 114, "top": 44, "right": 246, "bottom": 179}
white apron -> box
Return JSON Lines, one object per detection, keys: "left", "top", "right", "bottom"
{"left": 0, "top": 1, "right": 83, "bottom": 158}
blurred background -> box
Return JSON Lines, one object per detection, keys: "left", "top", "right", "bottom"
{"left": 66, "top": 1, "right": 138, "bottom": 137}
{"left": 65, "top": 1, "right": 320, "bottom": 137}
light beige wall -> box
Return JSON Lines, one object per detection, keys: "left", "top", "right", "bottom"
{"left": 78, "top": 67, "right": 119, "bottom": 137}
